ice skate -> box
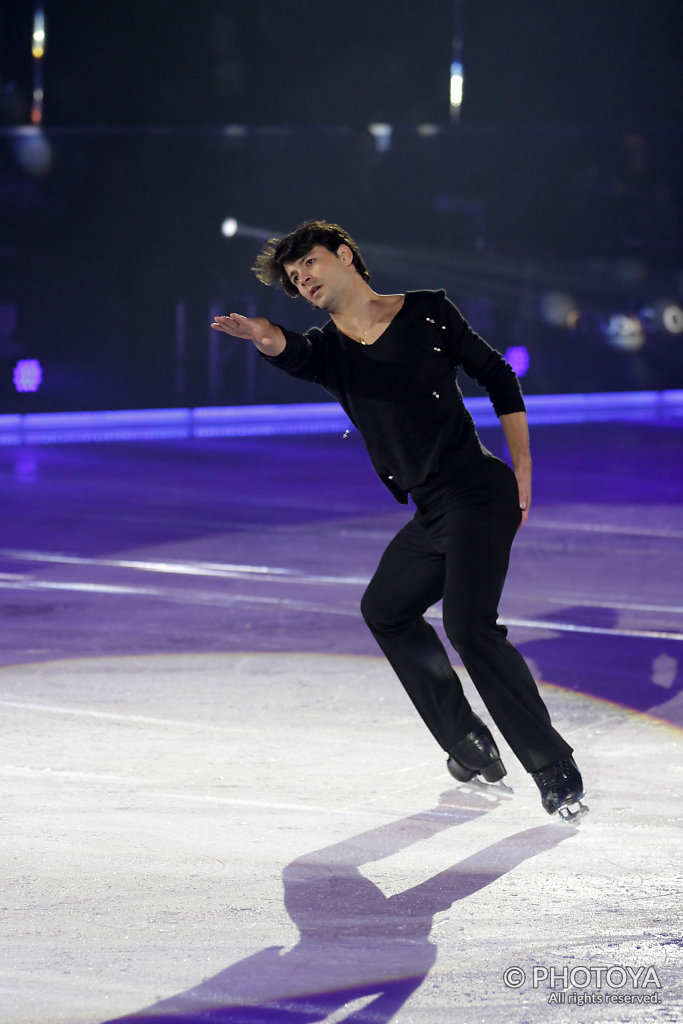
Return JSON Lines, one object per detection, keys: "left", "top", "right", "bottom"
{"left": 531, "top": 757, "right": 588, "bottom": 821}
{"left": 446, "top": 716, "right": 507, "bottom": 784}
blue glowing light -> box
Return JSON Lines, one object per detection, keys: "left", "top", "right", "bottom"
{"left": 0, "top": 392, "right": 681, "bottom": 447}
{"left": 13, "top": 359, "right": 43, "bottom": 393}
{"left": 505, "top": 346, "right": 530, "bottom": 377}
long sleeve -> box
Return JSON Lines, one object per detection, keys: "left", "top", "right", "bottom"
{"left": 436, "top": 292, "right": 525, "bottom": 417}
{"left": 257, "top": 289, "right": 526, "bottom": 502}
{"left": 259, "top": 326, "right": 333, "bottom": 383}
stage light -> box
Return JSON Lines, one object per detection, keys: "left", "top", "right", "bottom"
{"left": 368, "top": 123, "right": 392, "bottom": 153}
{"left": 450, "top": 61, "right": 463, "bottom": 109}
{"left": 663, "top": 304, "right": 683, "bottom": 334}
{"left": 32, "top": 9, "right": 45, "bottom": 58}
{"left": 13, "top": 359, "right": 43, "bottom": 393}
{"left": 31, "top": 7, "right": 46, "bottom": 124}
{"left": 504, "top": 346, "right": 530, "bottom": 378}
{"left": 604, "top": 315, "right": 645, "bottom": 352}
{"left": 641, "top": 300, "right": 683, "bottom": 335}
{"left": 219, "top": 221, "right": 284, "bottom": 241}
{"left": 539, "top": 291, "right": 580, "bottom": 328}
{"left": 221, "top": 217, "right": 239, "bottom": 237}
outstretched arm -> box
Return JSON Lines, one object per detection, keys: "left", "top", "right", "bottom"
{"left": 500, "top": 411, "right": 532, "bottom": 528}
{"left": 211, "top": 313, "right": 286, "bottom": 357}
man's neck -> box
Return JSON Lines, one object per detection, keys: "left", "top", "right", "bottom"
{"left": 328, "top": 282, "right": 383, "bottom": 333}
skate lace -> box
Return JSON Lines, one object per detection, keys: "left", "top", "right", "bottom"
{"left": 532, "top": 758, "right": 575, "bottom": 786}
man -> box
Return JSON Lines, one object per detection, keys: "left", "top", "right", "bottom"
{"left": 211, "top": 220, "right": 586, "bottom": 820}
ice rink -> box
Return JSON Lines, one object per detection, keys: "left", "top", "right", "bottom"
{"left": 1, "top": 418, "right": 682, "bottom": 1023}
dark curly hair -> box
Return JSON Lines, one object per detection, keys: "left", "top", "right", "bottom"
{"left": 251, "top": 219, "right": 370, "bottom": 298}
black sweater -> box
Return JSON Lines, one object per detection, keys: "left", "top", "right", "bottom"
{"left": 263, "top": 289, "right": 525, "bottom": 503}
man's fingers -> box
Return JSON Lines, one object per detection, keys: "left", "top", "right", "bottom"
{"left": 213, "top": 314, "right": 245, "bottom": 327}
{"left": 211, "top": 314, "right": 273, "bottom": 348}
{"left": 212, "top": 314, "right": 252, "bottom": 338}
{"left": 517, "top": 496, "right": 530, "bottom": 530}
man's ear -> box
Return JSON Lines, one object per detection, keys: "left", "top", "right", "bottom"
{"left": 336, "top": 244, "right": 353, "bottom": 267}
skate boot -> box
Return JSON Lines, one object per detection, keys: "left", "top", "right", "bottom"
{"left": 531, "top": 758, "right": 588, "bottom": 821}
{"left": 446, "top": 717, "right": 507, "bottom": 784}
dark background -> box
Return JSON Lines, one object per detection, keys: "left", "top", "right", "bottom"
{"left": 1, "top": 0, "right": 682, "bottom": 412}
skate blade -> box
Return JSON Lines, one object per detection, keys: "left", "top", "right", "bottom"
{"left": 446, "top": 756, "right": 507, "bottom": 786}
{"left": 471, "top": 776, "right": 514, "bottom": 795}
{"left": 557, "top": 799, "right": 589, "bottom": 823}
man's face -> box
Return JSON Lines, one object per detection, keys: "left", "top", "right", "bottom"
{"left": 283, "top": 244, "right": 351, "bottom": 309}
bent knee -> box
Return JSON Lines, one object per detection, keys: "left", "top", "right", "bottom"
{"left": 446, "top": 615, "right": 508, "bottom": 654}
{"left": 360, "top": 585, "right": 383, "bottom": 628}
{"left": 360, "top": 585, "right": 414, "bottom": 635}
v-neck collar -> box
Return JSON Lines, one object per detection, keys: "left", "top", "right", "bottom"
{"left": 333, "top": 294, "right": 408, "bottom": 347}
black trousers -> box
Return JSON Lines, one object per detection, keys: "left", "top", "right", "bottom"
{"left": 360, "top": 456, "right": 573, "bottom": 773}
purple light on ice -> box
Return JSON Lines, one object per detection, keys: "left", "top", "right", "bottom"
{"left": 13, "top": 358, "right": 43, "bottom": 393}
{"left": 505, "top": 346, "right": 530, "bottom": 378}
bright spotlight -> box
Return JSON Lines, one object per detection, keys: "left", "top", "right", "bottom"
{"left": 450, "top": 61, "right": 463, "bottom": 108}
{"left": 32, "top": 9, "right": 46, "bottom": 58}
{"left": 221, "top": 217, "right": 238, "bottom": 238}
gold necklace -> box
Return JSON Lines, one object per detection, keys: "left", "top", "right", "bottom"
{"left": 359, "top": 337, "right": 367, "bottom": 346}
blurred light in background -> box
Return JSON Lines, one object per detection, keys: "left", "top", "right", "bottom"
{"left": 603, "top": 315, "right": 646, "bottom": 352}
{"left": 368, "top": 123, "right": 392, "bottom": 153}
{"left": 539, "top": 291, "right": 580, "bottom": 328}
{"left": 663, "top": 304, "right": 683, "bottom": 334}
{"left": 504, "top": 345, "right": 530, "bottom": 377}
{"left": 31, "top": 7, "right": 45, "bottom": 57}
{"left": 641, "top": 300, "right": 683, "bottom": 335}
{"left": 11, "top": 126, "right": 53, "bottom": 176}
{"left": 13, "top": 359, "right": 43, "bottom": 393}
{"left": 31, "top": 5, "right": 46, "bottom": 125}
{"left": 450, "top": 61, "right": 464, "bottom": 110}
{"left": 643, "top": 299, "right": 683, "bottom": 335}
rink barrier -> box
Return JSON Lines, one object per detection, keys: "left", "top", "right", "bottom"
{"left": 0, "top": 390, "right": 682, "bottom": 446}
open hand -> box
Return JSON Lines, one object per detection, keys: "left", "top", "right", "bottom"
{"left": 211, "top": 314, "right": 286, "bottom": 356}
